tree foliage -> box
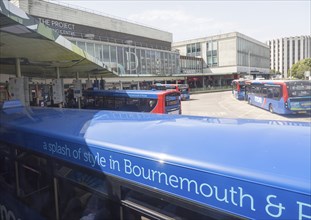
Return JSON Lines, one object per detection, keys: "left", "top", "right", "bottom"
{"left": 290, "top": 58, "right": 311, "bottom": 79}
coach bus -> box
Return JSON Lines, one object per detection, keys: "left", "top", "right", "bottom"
{"left": 231, "top": 79, "right": 247, "bottom": 100}
{"left": 246, "top": 80, "right": 311, "bottom": 114}
{"left": 151, "top": 84, "right": 190, "bottom": 101}
{"left": 0, "top": 100, "right": 310, "bottom": 220}
{"left": 82, "top": 89, "right": 181, "bottom": 114}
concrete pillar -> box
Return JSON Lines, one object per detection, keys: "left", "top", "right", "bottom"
{"left": 56, "top": 67, "right": 62, "bottom": 108}
{"left": 16, "top": 58, "right": 21, "bottom": 77}
{"left": 120, "top": 81, "right": 123, "bottom": 90}
{"left": 56, "top": 67, "right": 60, "bottom": 79}
{"left": 137, "top": 82, "right": 140, "bottom": 90}
{"left": 76, "top": 72, "right": 81, "bottom": 109}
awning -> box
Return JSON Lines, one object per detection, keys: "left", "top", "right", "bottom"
{"left": 0, "top": 0, "right": 116, "bottom": 79}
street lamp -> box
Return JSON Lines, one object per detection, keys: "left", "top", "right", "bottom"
{"left": 248, "top": 51, "right": 251, "bottom": 76}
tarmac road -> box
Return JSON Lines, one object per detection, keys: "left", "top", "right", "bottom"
{"left": 181, "top": 91, "right": 311, "bottom": 122}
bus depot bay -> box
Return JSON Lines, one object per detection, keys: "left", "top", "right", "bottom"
{"left": 0, "top": 101, "right": 310, "bottom": 219}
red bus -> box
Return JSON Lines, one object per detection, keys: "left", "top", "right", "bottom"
{"left": 82, "top": 89, "right": 181, "bottom": 114}
{"left": 151, "top": 84, "right": 190, "bottom": 100}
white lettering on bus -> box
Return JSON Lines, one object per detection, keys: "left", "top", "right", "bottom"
{"left": 297, "top": 201, "right": 311, "bottom": 220}
{"left": 254, "top": 96, "right": 262, "bottom": 104}
{"left": 123, "top": 159, "right": 256, "bottom": 211}
{"left": 0, "top": 204, "right": 21, "bottom": 220}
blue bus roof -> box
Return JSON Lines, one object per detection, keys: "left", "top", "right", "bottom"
{"left": 83, "top": 89, "right": 177, "bottom": 99}
{"left": 250, "top": 80, "right": 311, "bottom": 84}
{"left": 0, "top": 105, "right": 310, "bottom": 219}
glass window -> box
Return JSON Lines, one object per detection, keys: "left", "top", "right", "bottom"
{"left": 0, "top": 143, "right": 15, "bottom": 193}
{"left": 110, "top": 46, "right": 117, "bottom": 63}
{"left": 121, "top": 188, "right": 232, "bottom": 220}
{"left": 103, "top": 45, "right": 110, "bottom": 63}
{"left": 77, "top": 41, "right": 85, "bottom": 51}
{"left": 140, "top": 50, "right": 146, "bottom": 74}
{"left": 196, "top": 43, "right": 201, "bottom": 52}
{"left": 146, "top": 50, "right": 151, "bottom": 74}
{"left": 117, "top": 46, "right": 124, "bottom": 68}
{"left": 207, "top": 57, "right": 212, "bottom": 66}
{"left": 191, "top": 44, "right": 196, "bottom": 53}
{"left": 150, "top": 50, "right": 155, "bottom": 74}
{"left": 18, "top": 153, "right": 55, "bottom": 219}
{"left": 213, "top": 56, "right": 218, "bottom": 65}
{"left": 95, "top": 44, "right": 102, "bottom": 61}
{"left": 57, "top": 167, "right": 118, "bottom": 220}
{"left": 187, "top": 45, "right": 191, "bottom": 54}
{"left": 86, "top": 43, "right": 94, "bottom": 57}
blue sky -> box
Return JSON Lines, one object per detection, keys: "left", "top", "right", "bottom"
{"left": 58, "top": 0, "right": 310, "bottom": 43}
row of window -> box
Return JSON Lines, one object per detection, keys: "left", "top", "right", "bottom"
{"left": 248, "top": 84, "right": 282, "bottom": 100}
{"left": 186, "top": 43, "right": 201, "bottom": 56}
{"left": 72, "top": 40, "right": 180, "bottom": 76}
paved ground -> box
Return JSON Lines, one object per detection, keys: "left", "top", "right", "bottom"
{"left": 181, "top": 91, "right": 311, "bottom": 122}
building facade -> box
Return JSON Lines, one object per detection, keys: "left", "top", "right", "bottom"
{"left": 11, "top": 1, "right": 272, "bottom": 89}
{"left": 267, "top": 35, "right": 311, "bottom": 78}
{"left": 173, "top": 32, "right": 270, "bottom": 87}
{"left": 12, "top": 0, "right": 185, "bottom": 88}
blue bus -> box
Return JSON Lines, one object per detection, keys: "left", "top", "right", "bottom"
{"left": 231, "top": 79, "right": 247, "bottom": 100}
{"left": 246, "top": 80, "right": 311, "bottom": 114}
{"left": 82, "top": 89, "right": 181, "bottom": 114}
{"left": 0, "top": 100, "right": 310, "bottom": 219}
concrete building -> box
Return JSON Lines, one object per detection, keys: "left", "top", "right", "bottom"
{"left": 11, "top": 0, "right": 185, "bottom": 89}
{"left": 267, "top": 35, "right": 311, "bottom": 78}
{"left": 173, "top": 32, "right": 270, "bottom": 87}
{"left": 8, "top": 1, "right": 272, "bottom": 89}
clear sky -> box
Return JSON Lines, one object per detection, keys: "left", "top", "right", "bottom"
{"left": 57, "top": 0, "right": 310, "bottom": 43}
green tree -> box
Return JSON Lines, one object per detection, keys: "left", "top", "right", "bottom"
{"left": 290, "top": 58, "right": 311, "bottom": 79}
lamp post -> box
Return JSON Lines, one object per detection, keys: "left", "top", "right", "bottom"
{"left": 248, "top": 51, "right": 251, "bottom": 76}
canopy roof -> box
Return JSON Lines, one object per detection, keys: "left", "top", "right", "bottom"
{"left": 0, "top": 0, "right": 116, "bottom": 79}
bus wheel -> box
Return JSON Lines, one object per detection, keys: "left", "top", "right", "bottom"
{"left": 269, "top": 104, "right": 274, "bottom": 113}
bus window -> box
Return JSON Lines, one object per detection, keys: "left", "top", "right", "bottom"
{"left": 0, "top": 143, "right": 15, "bottom": 192}
{"left": 273, "top": 87, "right": 281, "bottom": 100}
{"left": 56, "top": 165, "right": 118, "bottom": 220}
{"left": 17, "top": 152, "right": 55, "bottom": 219}
{"left": 287, "top": 81, "right": 311, "bottom": 97}
{"left": 165, "top": 92, "right": 181, "bottom": 114}
{"left": 82, "top": 90, "right": 181, "bottom": 114}
{"left": 151, "top": 84, "right": 190, "bottom": 101}
{"left": 121, "top": 187, "right": 240, "bottom": 220}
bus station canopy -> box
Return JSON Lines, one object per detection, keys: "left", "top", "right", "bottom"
{"left": 0, "top": 0, "right": 116, "bottom": 79}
